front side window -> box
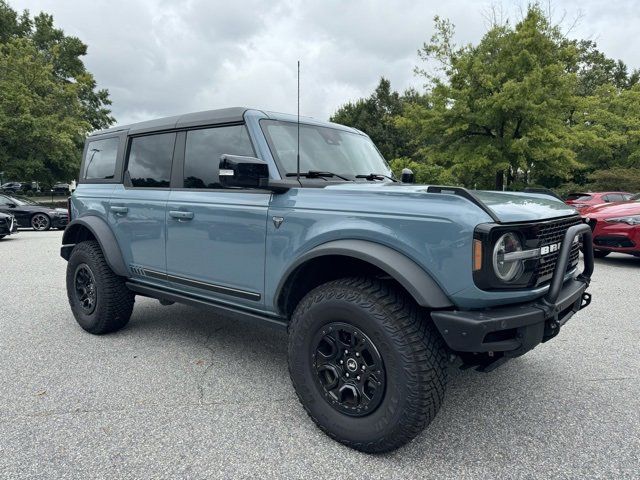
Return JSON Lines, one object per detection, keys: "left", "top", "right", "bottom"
{"left": 127, "top": 133, "right": 175, "bottom": 188}
{"left": 84, "top": 137, "right": 119, "bottom": 180}
{"left": 184, "top": 125, "right": 254, "bottom": 188}
{"left": 260, "top": 120, "right": 391, "bottom": 179}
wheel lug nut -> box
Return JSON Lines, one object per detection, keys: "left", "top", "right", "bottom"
{"left": 361, "top": 365, "right": 366, "bottom": 370}
{"left": 345, "top": 373, "right": 349, "bottom": 378}
{"left": 340, "top": 360, "right": 344, "bottom": 364}
{"left": 355, "top": 352, "right": 360, "bottom": 357}
{"left": 345, "top": 350, "right": 348, "bottom": 354}
{"left": 356, "top": 376, "right": 361, "bottom": 381}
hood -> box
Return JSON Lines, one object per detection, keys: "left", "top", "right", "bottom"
{"left": 582, "top": 200, "right": 640, "bottom": 218}
{"left": 323, "top": 183, "right": 577, "bottom": 223}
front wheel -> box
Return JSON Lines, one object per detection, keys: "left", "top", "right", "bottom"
{"left": 288, "top": 277, "right": 448, "bottom": 453}
{"left": 31, "top": 213, "right": 51, "bottom": 231}
{"left": 66, "top": 240, "right": 135, "bottom": 334}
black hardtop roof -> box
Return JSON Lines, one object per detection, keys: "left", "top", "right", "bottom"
{"left": 88, "top": 107, "right": 363, "bottom": 138}
{"left": 89, "top": 107, "right": 250, "bottom": 137}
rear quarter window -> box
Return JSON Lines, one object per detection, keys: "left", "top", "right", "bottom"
{"left": 83, "top": 137, "right": 120, "bottom": 180}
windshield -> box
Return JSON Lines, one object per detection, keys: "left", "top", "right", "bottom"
{"left": 6, "top": 195, "right": 37, "bottom": 206}
{"left": 260, "top": 120, "right": 392, "bottom": 180}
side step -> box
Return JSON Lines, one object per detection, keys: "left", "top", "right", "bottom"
{"left": 126, "top": 282, "right": 288, "bottom": 331}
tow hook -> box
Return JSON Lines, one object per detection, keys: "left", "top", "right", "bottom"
{"left": 579, "top": 292, "right": 592, "bottom": 310}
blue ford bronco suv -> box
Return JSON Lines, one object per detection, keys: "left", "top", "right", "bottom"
{"left": 61, "top": 107, "right": 594, "bottom": 453}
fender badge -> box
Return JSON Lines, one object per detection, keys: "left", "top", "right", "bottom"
{"left": 272, "top": 216, "right": 284, "bottom": 229}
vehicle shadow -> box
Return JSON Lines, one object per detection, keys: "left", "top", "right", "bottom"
{"left": 121, "top": 299, "right": 631, "bottom": 467}
{"left": 595, "top": 254, "right": 640, "bottom": 269}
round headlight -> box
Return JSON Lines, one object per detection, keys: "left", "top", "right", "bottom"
{"left": 492, "top": 232, "right": 524, "bottom": 282}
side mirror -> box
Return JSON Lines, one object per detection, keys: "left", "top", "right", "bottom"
{"left": 219, "top": 155, "right": 269, "bottom": 189}
{"left": 401, "top": 168, "right": 415, "bottom": 184}
{"left": 7, "top": 203, "right": 16, "bottom": 208}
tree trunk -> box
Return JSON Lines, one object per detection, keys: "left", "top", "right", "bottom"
{"left": 495, "top": 170, "right": 504, "bottom": 190}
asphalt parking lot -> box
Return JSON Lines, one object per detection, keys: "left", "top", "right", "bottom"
{"left": 1, "top": 230, "right": 638, "bottom": 479}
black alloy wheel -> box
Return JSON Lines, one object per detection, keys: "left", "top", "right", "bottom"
{"left": 31, "top": 213, "right": 50, "bottom": 231}
{"left": 74, "top": 264, "right": 97, "bottom": 315}
{"left": 312, "top": 322, "right": 385, "bottom": 416}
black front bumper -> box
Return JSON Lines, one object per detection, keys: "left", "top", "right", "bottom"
{"left": 0, "top": 217, "right": 18, "bottom": 235}
{"left": 432, "top": 279, "right": 590, "bottom": 354}
{"left": 431, "top": 223, "right": 594, "bottom": 358}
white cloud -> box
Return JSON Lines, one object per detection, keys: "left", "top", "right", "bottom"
{"left": 9, "top": 0, "right": 640, "bottom": 126}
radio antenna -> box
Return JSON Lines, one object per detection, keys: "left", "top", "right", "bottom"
{"left": 296, "top": 60, "right": 300, "bottom": 182}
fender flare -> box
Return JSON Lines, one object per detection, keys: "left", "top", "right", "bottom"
{"left": 61, "top": 216, "right": 128, "bottom": 277}
{"left": 275, "top": 239, "right": 452, "bottom": 309}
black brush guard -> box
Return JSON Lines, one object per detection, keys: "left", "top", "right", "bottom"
{"left": 431, "top": 224, "right": 594, "bottom": 367}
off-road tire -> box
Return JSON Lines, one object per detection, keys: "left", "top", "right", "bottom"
{"left": 66, "top": 240, "right": 134, "bottom": 334}
{"left": 593, "top": 249, "right": 610, "bottom": 258}
{"left": 288, "top": 277, "right": 448, "bottom": 453}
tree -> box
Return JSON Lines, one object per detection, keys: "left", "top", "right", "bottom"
{"left": 0, "top": 38, "right": 89, "bottom": 182}
{"left": 330, "top": 78, "right": 420, "bottom": 160}
{"left": 0, "top": 1, "right": 114, "bottom": 184}
{"left": 408, "top": 5, "right": 580, "bottom": 189}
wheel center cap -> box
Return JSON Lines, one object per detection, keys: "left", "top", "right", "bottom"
{"left": 346, "top": 358, "right": 358, "bottom": 372}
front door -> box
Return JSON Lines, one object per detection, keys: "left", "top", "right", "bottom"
{"left": 165, "top": 124, "right": 270, "bottom": 307}
{"left": 109, "top": 132, "right": 176, "bottom": 279}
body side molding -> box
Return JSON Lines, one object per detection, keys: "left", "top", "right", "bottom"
{"left": 61, "top": 217, "right": 128, "bottom": 276}
{"left": 275, "top": 239, "right": 453, "bottom": 310}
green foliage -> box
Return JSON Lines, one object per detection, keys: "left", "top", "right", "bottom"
{"left": 331, "top": 4, "right": 640, "bottom": 193}
{"left": 0, "top": 1, "right": 114, "bottom": 183}
{"left": 389, "top": 157, "right": 456, "bottom": 185}
{"left": 330, "top": 78, "right": 422, "bottom": 160}
{"left": 412, "top": 5, "right": 580, "bottom": 189}
{"left": 587, "top": 168, "right": 640, "bottom": 192}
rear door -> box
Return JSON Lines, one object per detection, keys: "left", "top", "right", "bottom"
{"left": 109, "top": 132, "right": 176, "bottom": 280}
{"left": 165, "top": 124, "right": 270, "bottom": 307}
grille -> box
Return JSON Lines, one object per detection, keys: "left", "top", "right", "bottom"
{"left": 594, "top": 236, "right": 635, "bottom": 248}
{"left": 532, "top": 216, "right": 583, "bottom": 286}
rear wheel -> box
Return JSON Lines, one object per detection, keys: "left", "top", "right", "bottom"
{"left": 31, "top": 213, "right": 50, "bottom": 231}
{"left": 594, "top": 249, "right": 610, "bottom": 258}
{"left": 0, "top": 235, "right": 5, "bottom": 240}
{"left": 288, "top": 277, "right": 448, "bottom": 453}
{"left": 66, "top": 240, "right": 135, "bottom": 334}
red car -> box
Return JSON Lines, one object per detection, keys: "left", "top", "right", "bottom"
{"left": 565, "top": 191, "right": 634, "bottom": 213}
{"left": 582, "top": 194, "right": 640, "bottom": 258}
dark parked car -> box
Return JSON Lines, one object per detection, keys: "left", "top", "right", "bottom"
{"left": 0, "top": 212, "right": 18, "bottom": 239}
{"left": 52, "top": 182, "right": 71, "bottom": 195}
{"left": 0, "top": 194, "right": 68, "bottom": 230}
{"left": 1, "top": 182, "right": 25, "bottom": 193}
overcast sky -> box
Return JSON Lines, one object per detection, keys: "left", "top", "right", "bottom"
{"left": 10, "top": 0, "right": 640, "bottom": 126}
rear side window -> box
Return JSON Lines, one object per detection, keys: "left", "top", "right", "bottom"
{"left": 127, "top": 133, "right": 175, "bottom": 188}
{"left": 605, "top": 193, "right": 623, "bottom": 202}
{"left": 184, "top": 125, "right": 254, "bottom": 188}
{"left": 84, "top": 137, "right": 119, "bottom": 179}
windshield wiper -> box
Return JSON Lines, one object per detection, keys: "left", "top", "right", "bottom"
{"left": 286, "top": 171, "right": 352, "bottom": 181}
{"left": 355, "top": 173, "right": 398, "bottom": 182}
